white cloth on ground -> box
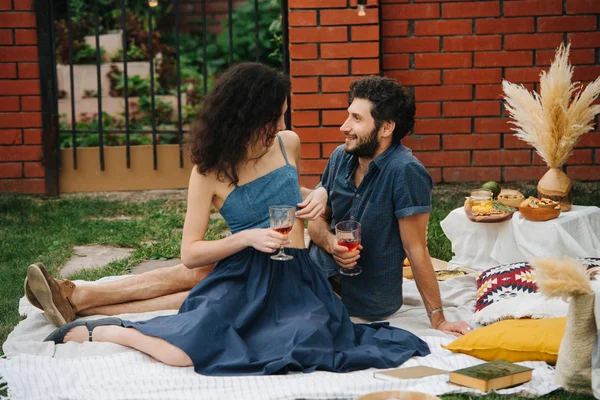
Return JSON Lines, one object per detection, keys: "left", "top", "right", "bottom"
{"left": 0, "top": 274, "right": 560, "bottom": 399}
{"left": 441, "top": 205, "right": 600, "bottom": 271}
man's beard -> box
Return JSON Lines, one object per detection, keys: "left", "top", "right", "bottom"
{"left": 345, "top": 125, "right": 380, "bottom": 158}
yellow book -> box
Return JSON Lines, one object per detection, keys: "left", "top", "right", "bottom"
{"left": 449, "top": 360, "right": 533, "bottom": 392}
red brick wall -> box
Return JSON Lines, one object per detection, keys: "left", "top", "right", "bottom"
{"left": 289, "top": 0, "right": 382, "bottom": 187}
{"left": 290, "top": 0, "right": 600, "bottom": 184}
{"left": 0, "top": 0, "right": 44, "bottom": 194}
{"left": 2, "top": 0, "right": 598, "bottom": 195}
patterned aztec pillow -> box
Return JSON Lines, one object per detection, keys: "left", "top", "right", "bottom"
{"left": 472, "top": 258, "right": 600, "bottom": 326}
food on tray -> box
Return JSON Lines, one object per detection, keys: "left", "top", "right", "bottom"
{"left": 522, "top": 196, "right": 560, "bottom": 209}
{"left": 499, "top": 192, "right": 522, "bottom": 199}
{"left": 470, "top": 200, "right": 516, "bottom": 217}
{"left": 435, "top": 269, "right": 468, "bottom": 280}
{"left": 497, "top": 189, "right": 525, "bottom": 208}
{"left": 481, "top": 181, "right": 502, "bottom": 198}
{"left": 405, "top": 267, "right": 471, "bottom": 281}
{"left": 403, "top": 257, "right": 410, "bottom": 267}
{"left": 537, "top": 198, "right": 560, "bottom": 208}
{"left": 518, "top": 196, "right": 561, "bottom": 221}
{"left": 492, "top": 201, "right": 517, "bottom": 213}
{"left": 471, "top": 202, "right": 494, "bottom": 215}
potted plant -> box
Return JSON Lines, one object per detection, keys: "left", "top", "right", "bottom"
{"left": 502, "top": 43, "right": 600, "bottom": 211}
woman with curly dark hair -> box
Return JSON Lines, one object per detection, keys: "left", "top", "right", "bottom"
{"left": 43, "top": 62, "right": 429, "bottom": 376}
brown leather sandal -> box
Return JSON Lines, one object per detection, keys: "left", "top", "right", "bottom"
{"left": 27, "top": 263, "right": 78, "bottom": 326}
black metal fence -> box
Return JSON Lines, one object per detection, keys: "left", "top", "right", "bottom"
{"left": 37, "top": 0, "right": 289, "bottom": 193}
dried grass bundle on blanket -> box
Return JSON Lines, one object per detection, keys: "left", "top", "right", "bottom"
{"left": 531, "top": 257, "right": 595, "bottom": 394}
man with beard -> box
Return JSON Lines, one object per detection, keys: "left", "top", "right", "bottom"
{"left": 308, "top": 76, "right": 470, "bottom": 336}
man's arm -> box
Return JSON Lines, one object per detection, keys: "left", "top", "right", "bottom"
{"left": 307, "top": 207, "right": 335, "bottom": 253}
{"left": 398, "top": 213, "right": 471, "bottom": 336}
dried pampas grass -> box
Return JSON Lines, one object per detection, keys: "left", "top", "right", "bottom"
{"left": 531, "top": 257, "right": 592, "bottom": 298}
{"left": 502, "top": 43, "right": 600, "bottom": 168}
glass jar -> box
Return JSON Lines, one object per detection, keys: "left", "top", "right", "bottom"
{"left": 470, "top": 189, "right": 493, "bottom": 211}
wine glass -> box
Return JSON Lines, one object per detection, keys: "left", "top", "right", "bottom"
{"left": 269, "top": 205, "right": 296, "bottom": 261}
{"left": 335, "top": 220, "right": 362, "bottom": 276}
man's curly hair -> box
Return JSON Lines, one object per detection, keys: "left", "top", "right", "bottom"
{"left": 189, "top": 62, "right": 290, "bottom": 185}
{"left": 349, "top": 76, "right": 415, "bottom": 144}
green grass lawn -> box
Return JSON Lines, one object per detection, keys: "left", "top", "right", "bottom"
{"left": 0, "top": 182, "right": 598, "bottom": 399}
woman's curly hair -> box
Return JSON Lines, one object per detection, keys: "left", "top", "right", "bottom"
{"left": 189, "top": 62, "right": 290, "bottom": 185}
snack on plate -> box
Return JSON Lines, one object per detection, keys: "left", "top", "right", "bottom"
{"left": 538, "top": 197, "right": 560, "bottom": 208}
{"left": 497, "top": 189, "right": 525, "bottom": 208}
{"left": 523, "top": 196, "right": 560, "bottom": 209}
{"left": 471, "top": 203, "right": 496, "bottom": 216}
{"left": 470, "top": 200, "right": 516, "bottom": 217}
{"left": 519, "top": 196, "right": 561, "bottom": 221}
{"left": 435, "top": 269, "right": 469, "bottom": 280}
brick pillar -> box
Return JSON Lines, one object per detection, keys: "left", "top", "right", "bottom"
{"left": 0, "top": 0, "right": 44, "bottom": 194}
{"left": 288, "top": 0, "right": 380, "bottom": 188}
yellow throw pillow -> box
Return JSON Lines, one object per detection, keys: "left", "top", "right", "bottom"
{"left": 442, "top": 318, "right": 566, "bottom": 364}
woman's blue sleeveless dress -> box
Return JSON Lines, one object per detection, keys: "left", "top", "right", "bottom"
{"left": 122, "top": 136, "right": 429, "bottom": 376}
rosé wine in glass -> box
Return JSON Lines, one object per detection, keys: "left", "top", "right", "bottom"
{"left": 269, "top": 205, "right": 296, "bottom": 261}
{"left": 335, "top": 220, "right": 362, "bottom": 276}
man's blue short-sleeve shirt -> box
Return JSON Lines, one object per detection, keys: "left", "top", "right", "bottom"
{"left": 309, "top": 143, "right": 433, "bottom": 320}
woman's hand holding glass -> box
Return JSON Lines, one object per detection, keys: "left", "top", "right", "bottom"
{"left": 246, "top": 228, "right": 291, "bottom": 254}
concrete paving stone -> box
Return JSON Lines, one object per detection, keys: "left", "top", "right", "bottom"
{"left": 60, "top": 245, "right": 134, "bottom": 276}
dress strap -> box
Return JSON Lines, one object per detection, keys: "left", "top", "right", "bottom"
{"left": 277, "top": 134, "right": 290, "bottom": 165}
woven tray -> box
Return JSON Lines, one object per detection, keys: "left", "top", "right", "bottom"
{"left": 463, "top": 199, "right": 513, "bottom": 223}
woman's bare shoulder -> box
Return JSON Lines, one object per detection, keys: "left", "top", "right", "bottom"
{"left": 188, "top": 166, "right": 219, "bottom": 191}
{"left": 278, "top": 130, "right": 299, "bottom": 144}
{"left": 278, "top": 130, "right": 300, "bottom": 157}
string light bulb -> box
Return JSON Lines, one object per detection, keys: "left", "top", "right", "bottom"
{"left": 357, "top": 0, "right": 367, "bottom": 16}
{"left": 148, "top": 0, "right": 158, "bottom": 7}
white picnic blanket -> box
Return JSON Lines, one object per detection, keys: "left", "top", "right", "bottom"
{"left": 0, "top": 274, "right": 560, "bottom": 399}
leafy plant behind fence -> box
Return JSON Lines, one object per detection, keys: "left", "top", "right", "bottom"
{"left": 57, "top": 0, "right": 284, "bottom": 148}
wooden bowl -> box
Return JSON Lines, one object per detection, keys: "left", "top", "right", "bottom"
{"left": 519, "top": 205, "right": 561, "bottom": 221}
{"left": 497, "top": 189, "right": 524, "bottom": 208}
{"left": 358, "top": 391, "right": 441, "bottom": 400}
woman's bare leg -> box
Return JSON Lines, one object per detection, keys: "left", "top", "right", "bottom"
{"left": 72, "top": 264, "right": 214, "bottom": 312}
{"left": 79, "top": 291, "right": 189, "bottom": 316}
{"left": 65, "top": 325, "right": 193, "bottom": 367}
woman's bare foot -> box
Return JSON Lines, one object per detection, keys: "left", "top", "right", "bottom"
{"left": 62, "top": 325, "right": 120, "bottom": 343}
{"left": 63, "top": 326, "right": 89, "bottom": 343}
